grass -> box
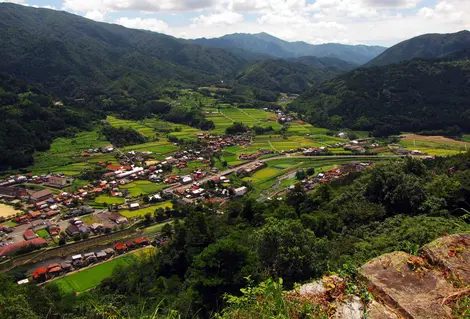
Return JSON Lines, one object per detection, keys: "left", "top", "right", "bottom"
{"left": 50, "top": 248, "right": 155, "bottom": 294}
{"left": 120, "top": 181, "right": 166, "bottom": 197}
{"left": 119, "top": 201, "right": 173, "bottom": 218}
{"left": 94, "top": 195, "right": 125, "bottom": 205}
{"left": 35, "top": 229, "right": 50, "bottom": 239}
{"left": 399, "top": 137, "right": 470, "bottom": 156}
{"left": 3, "top": 221, "right": 18, "bottom": 227}
{"left": 80, "top": 214, "right": 101, "bottom": 225}
{"left": 142, "top": 221, "right": 174, "bottom": 235}
{"left": 452, "top": 295, "right": 470, "bottom": 318}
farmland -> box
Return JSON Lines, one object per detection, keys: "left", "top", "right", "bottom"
{"left": 120, "top": 180, "right": 167, "bottom": 197}
{"left": 28, "top": 129, "right": 110, "bottom": 175}
{"left": 399, "top": 134, "right": 470, "bottom": 156}
{"left": 49, "top": 248, "right": 155, "bottom": 294}
{"left": 119, "top": 201, "right": 174, "bottom": 218}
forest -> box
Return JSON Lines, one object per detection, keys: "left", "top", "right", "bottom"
{"left": 291, "top": 58, "right": 470, "bottom": 136}
{"left": 2, "top": 154, "right": 470, "bottom": 318}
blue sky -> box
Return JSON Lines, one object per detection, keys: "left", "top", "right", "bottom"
{"left": 4, "top": 0, "right": 469, "bottom": 46}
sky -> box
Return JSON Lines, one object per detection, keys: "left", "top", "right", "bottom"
{"left": 2, "top": 0, "right": 470, "bottom": 46}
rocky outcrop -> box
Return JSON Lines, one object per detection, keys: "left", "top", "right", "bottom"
{"left": 296, "top": 234, "right": 470, "bottom": 319}
{"left": 360, "top": 233, "right": 470, "bottom": 319}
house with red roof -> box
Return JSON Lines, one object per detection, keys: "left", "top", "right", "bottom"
{"left": 24, "top": 229, "right": 38, "bottom": 241}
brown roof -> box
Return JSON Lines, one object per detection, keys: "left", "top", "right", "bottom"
{"left": 31, "top": 189, "right": 53, "bottom": 199}
{"left": 0, "top": 238, "right": 47, "bottom": 257}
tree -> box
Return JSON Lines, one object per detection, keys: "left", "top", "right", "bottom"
{"left": 306, "top": 167, "right": 315, "bottom": 176}
{"left": 162, "top": 223, "right": 173, "bottom": 238}
{"left": 295, "top": 169, "right": 306, "bottom": 180}
{"left": 255, "top": 218, "right": 327, "bottom": 287}
{"left": 187, "top": 239, "right": 259, "bottom": 311}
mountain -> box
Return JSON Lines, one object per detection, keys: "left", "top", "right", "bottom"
{"left": 236, "top": 58, "right": 354, "bottom": 94}
{"left": 365, "top": 30, "right": 470, "bottom": 67}
{"left": 0, "top": 3, "right": 248, "bottom": 97}
{"left": 192, "top": 33, "right": 386, "bottom": 65}
{"left": 292, "top": 57, "right": 470, "bottom": 135}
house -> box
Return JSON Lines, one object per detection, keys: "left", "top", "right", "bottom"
{"left": 96, "top": 251, "right": 107, "bottom": 260}
{"left": 66, "top": 225, "right": 80, "bottom": 237}
{"left": 114, "top": 243, "right": 127, "bottom": 254}
{"left": 234, "top": 186, "right": 248, "bottom": 197}
{"left": 125, "top": 240, "right": 136, "bottom": 249}
{"left": 91, "top": 223, "right": 104, "bottom": 232}
{"left": 24, "top": 229, "right": 38, "bottom": 240}
{"left": 60, "top": 261, "right": 73, "bottom": 272}
{"left": 109, "top": 212, "right": 128, "bottom": 224}
{"left": 72, "top": 254, "right": 83, "bottom": 261}
{"left": 47, "top": 263, "right": 62, "bottom": 276}
{"left": 135, "top": 237, "right": 150, "bottom": 246}
{"left": 181, "top": 176, "right": 193, "bottom": 185}
{"left": 77, "top": 224, "right": 90, "bottom": 234}
{"left": 32, "top": 267, "right": 48, "bottom": 281}
{"left": 30, "top": 189, "right": 53, "bottom": 203}
{"left": 104, "top": 248, "right": 115, "bottom": 256}
{"left": 29, "top": 211, "right": 42, "bottom": 219}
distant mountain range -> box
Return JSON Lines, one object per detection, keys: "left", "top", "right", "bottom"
{"left": 0, "top": 3, "right": 371, "bottom": 97}
{"left": 192, "top": 33, "right": 386, "bottom": 65}
{"left": 365, "top": 30, "right": 470, "bottom": 67}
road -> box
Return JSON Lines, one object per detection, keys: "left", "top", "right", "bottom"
{"left": 166, "top": 154, "right": 400, "bottom": 193}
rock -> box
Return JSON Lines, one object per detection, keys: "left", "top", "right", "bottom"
{"left": 420, "top": 233, "right": 470, "bottom": 284}
{"left": 298, "top": 281, "right": 326, "bottom": 296}
{"left": 366, "top": 301, "right": 400, "bottom": 319}
{"left": 359, "top": 251, "right": 456, "bottom": 319}
{"left": 335, "top": 296, "right": 363, "bottom": 319}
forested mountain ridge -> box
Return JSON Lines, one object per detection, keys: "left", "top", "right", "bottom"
{"left": 365, "top": 30, "right": 470, "bottom": 67}
{"left": 193, "top": 32, "right": 386, "bottom": 65}
{"left": 0, "top": 3, "right": 247, "bottom": 97}
{"left": 292, "top": 56, "right": 470, "bottom": 135}
{"left": 235, "top": 59, "right": 351, "bottom": 94}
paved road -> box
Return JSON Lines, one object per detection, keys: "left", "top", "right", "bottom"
{"left": 166, "top": 154, "right": 400, "bottom": 193}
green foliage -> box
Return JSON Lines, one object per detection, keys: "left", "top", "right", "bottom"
{"left": 292, "top": 58, "right": 470, "bottom": 134}
{"left": 101, "top": 125, "right": 147, "bottom": 147}
{"left": 225, "top": 122, "right": 248, "bottom": 135}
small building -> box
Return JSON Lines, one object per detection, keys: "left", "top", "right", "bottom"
{"left": 104, "top": 248, "right": 115, "bottom": 256}
{"left": 72, "top": 254, "right": 83, "bottom": 261}
{"left": 46, "top": 176, "right": 72, "bottom": 188}
{"left": 109, "top": 212, "right": 128, "bottom": 225}
{"left": 135, "top": 237, "right": 150, "bottom": 246}
{"left": 61, "top": 261, "right": 73, "bottom": 272}
{"left": 32, "top": 267, "right": 48, "bottom": 281}
{"left": 114, "top": 243, "right": 127, "bottom": 254}
{"left": 23, "top": 229, "right": 38, "bottom": 241}
{"left": 129, "top": 203, "right": 140, "bottom": 210}
{"left": 234, "top": 186, "right": 248, "bottom": 197}
{"left": 96, "top": 251, "right": 107, "bottom": 260}
{"left": 47, "top": 263, "right": 62, "bottom": 276}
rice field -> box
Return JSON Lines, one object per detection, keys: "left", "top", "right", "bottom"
{"left": 94, "top": 195, "right": 125, "bottom": 205}
{"left": 119, "top": 201, "right": 174, "bottom": 218}
{"left": 120, "top": 181, "right": 167, "bottom": 197}
{"left": 106, "top": 116, "right": 156, "bottom": 138}
{"left": 49, "top": 248, "right": 155, "bottom": 294}
{"left": 399, "top": 134, "right": 470, "bottom": 156}
{"left": 29, "top": 129, "right": 109, "bottom": 175}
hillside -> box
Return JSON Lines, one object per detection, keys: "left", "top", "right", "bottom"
{"left": 0, "top": 73, "right": 99, "bottom": 169}
{"left": 365, "top": 30, "right": 470, "bottom": 67}
{"left": 235, "top": 59, "right": 350, "bottom": 94}
{"left": 292, "top": 57, "right": 470, "bottom": 135}
{"left": 0, "top": 3, "right": 247, "bottom": 97}
{"left": 193, "top": 32, "right": 386, "bottom": 65}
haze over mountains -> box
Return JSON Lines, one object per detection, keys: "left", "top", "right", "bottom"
{"left": 193, "top": 32, "right": 386, "bottom": 65}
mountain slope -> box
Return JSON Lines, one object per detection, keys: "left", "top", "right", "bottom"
{"left": 236, "top": 58, "right": 353, "bottom": 94}
{"left": 0, "top": 3, "right": 248, "bottom": 97}
{"left": 292, "top": 57, "right": 470, "bottom": 134}
{"left": 193, "top": 33, "right": 386, "bottom": 64}
{"left": 365, "top": 30, "right": 470, "bottom": 67}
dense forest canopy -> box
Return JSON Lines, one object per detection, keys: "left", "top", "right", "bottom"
{"left": 365, "top": 30, "right": 470, "bottom": 67}
{"left": 0, "top": 73, "right": 99, "bottom": 169}
{"left": 3, "top": 154, "right": 470, "bottom": 318}
{"left": 292, "top": 57, "right": 470, "bottom": 135}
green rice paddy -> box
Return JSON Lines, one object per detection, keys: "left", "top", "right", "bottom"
{"left": 119, "top": 201, "right": 174, "bottom": 218}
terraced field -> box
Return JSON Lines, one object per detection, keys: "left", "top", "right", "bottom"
{"left": 107, "top": 116, "right": 156, "bottom": 138}
{"left": 399, "top": 134, "right": 470, "bottom": 156}
{"left": 29, "top": 129, "right": 110, "bottom": 175}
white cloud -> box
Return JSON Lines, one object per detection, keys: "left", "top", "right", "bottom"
{"left": 62, "top": 0, "right": 217, "bottom": 13}
{"left": 116, "top": 17, "right": 169, "bottom": 33}
{"left": 0, "top": 0, "right": 26, "bottom": 3}
{"left": 418, "top": 0, "right": 470, "bottom": 26}
{"left": 85, "top": 10, "right": 106, "bottom": 21}
{"left": 191, "top": 11, "right": 243, "bottom": 26}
